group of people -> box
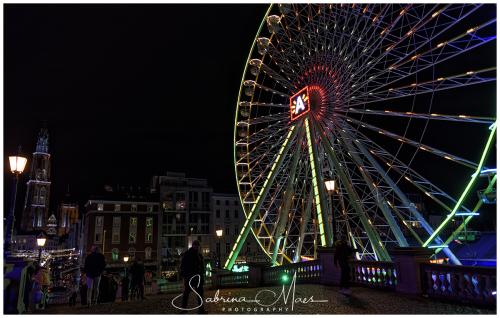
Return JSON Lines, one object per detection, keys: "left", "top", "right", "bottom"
{"left": 78, "top": 246, "right": 147, "bottom": 307}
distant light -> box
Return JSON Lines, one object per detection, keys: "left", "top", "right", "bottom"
{"left": 216, "top": 229, "right": 223, "bottom": 238}
{"left": 37, "top": 238, "right": 46, "bottom": 247}
{"left": 123, "top": 256, "right": 129, "bottom": 263}
{"left": 281, "top": 273, "right": 290, "bottom": 283}
{"left": 454, "top": 212, "right": 480, "bottom": 216}
{"left": 428, "top": 245, "right": 448, "bottom": 249}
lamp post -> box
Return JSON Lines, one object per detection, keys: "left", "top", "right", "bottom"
{"left": 216, "top": 229, "right": 223, "bottom": 269}
{"left": 5, "top": 149, "right": 28, "bottom": 256}
{"left": 325, "top": 180, "right": 336, "bottom": 240}
{"left": 37, "top": 233, "right": 47, "bottom": 265}
{"left": 123, "top": 256, "right": 129, "bottom": 276}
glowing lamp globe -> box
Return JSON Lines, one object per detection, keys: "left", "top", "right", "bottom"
{"left": 216, "top": 229, "right": 223, "bottom": 238}
{"left": 9, "top": 156, "right": 28, "bottom": 174}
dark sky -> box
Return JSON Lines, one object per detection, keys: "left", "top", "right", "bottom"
{"left": 4, "top": 4, "right": 496, "bottom": 231}
{"left": 5, "top": 4, "right": 268, "bottom": 214}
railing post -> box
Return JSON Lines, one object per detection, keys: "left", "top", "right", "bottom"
{"left": 391, "top": 247, "right": 432, "bottom": 295}
{"left": 247, "top": 262, "right": 269, "bottom": 288}
{"left": 317, "top": 247, "right": 340, "bottom": 286}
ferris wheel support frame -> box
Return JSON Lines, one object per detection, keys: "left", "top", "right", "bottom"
{"left": 336, "top": 127, "right": 409, "bottom": 247}
{"left": 318, "top": 121, "right": 391, "bottom": 261}
{"left": 271, "top": 125, "right": 304, "bottom": 265}
{"left": 225, "top": 125, "right": 299, "bottom": 270}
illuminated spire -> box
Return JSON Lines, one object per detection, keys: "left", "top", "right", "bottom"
{"left": 36, "top": 127, "right": 49, "bottom": 153}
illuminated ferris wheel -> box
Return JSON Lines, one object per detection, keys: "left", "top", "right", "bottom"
{"left": 226, "top": 3, "right": 496, "bottom": 269}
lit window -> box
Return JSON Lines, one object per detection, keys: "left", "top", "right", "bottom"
{"left": 112, "top": 248, "right": 119, "bottom": 261}
{"left": 128, "top": 247, "right": 136, "bottom": 260}
{"left": 97, "top": 203, "right": 104, "bottom": 211}
{"left": 145, "top": 247, "right": 152, "bottom": 260}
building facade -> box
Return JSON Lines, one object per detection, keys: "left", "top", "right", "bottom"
{"left": 211, "top": 193, "right": 264, "bottom": 268}
{"left": 83, "top": 198, "right": 160, "bottom": 275}
{"left": 21, "top": 128, "right": 51, "bottom": 232}
{"left": 151, "top": 172, "right": 213, "bottom": 272}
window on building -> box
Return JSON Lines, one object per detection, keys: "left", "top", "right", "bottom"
{"left": 225, "top": 200, "right": 229, "bottom": 206}
{"left": 216, "top": 210, "right": 220, "bottom": 218}
{"left": 97, "top": 203, "right": 104, "bottom": 211}
{"left": 145, "top": 217, "right": 153, "bottom": 243}
{"left": 225, "top": 210, "right": 229, "bottom": 218}
{"left": 112, "top": 248, "right": 119, "bottom": 261}
{"left": 131, "top": 204, "right": 137, "bottom": 212}
{"left": 112, "top": 216, "right": 121, "bottom": 244}
{"left": 234, "top": 210, "right": 239, "bottom": 218}
{"left": 234, "top": 200, "right": 238, "bottom": 206}
{"left": 145, "top": 247, "right": 152, "bottom": 260}
{"left": 128, "top": 247, "right": 136, "bottom": 260}
{"left": 114, "top": 204, "right": 121, "bottom": 212}
{"left": 94, "top": 216, "right": 104, "bottom": 244}
{"left": 226, "top": 226, "right": 230, "bottom": 237}
{"left": 246, "top": 242, "right": 251, "bottom": 254}
{"left": 234, "top": 225, "right": 239, "bottom": 236}
{"left": 129, "top": 217, "right": 137, "bottom": 243}
{"left": 225, "top": 243, "right": 230, "bottom": 254}
{"left": 216, "top": 200, "right": 220, "bottom": 205}
{"left": 147, "top": 205, "right": 153, "bottom": 212}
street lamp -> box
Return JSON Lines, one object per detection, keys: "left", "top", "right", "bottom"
{"left": 5, "top": 149, "right": 28, "bottom": 256}
{"left": 325, "top": 180, "right": 336, "bottom": 192}
{"left": 37, "top": 233, "right": 47, "bottom": 264}
{"left": 123, "top": 256, "right": 129, "bottom": 276}
{"left": 216, "top": 229, "right": 223, "bottom": 269}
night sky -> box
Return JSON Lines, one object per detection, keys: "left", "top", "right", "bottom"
{"left": 4, "top": 4, "right": 496, "bottom": 230}
{"left": 5, "top": 4, "right": 268, "bottom": 215}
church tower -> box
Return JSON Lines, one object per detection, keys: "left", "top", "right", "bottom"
{"left": 21, "top": 128, "right": 51, "bottom": 232}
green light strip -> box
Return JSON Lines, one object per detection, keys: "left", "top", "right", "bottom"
{"left": 435, "top": 174, "right": 496, "bottom": 255}
{"left": 305, "top": 118, "right": 327, "bottom": 246}
{"left": 423, "top": 121, "right": 497, "bottom": 247}
{"left": 225, "top": 125, "right": 296, "bottom": 269}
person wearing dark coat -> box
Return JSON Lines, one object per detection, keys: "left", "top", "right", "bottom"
{"left": 121, "top": 274, "right": 130, "bottom": 301}
{"left": 334, "top": 236, "right": 356, "bottom": 295}
{"left": 80, "top": 273, "right": 88, "bottom": 306}
{"left": 180, "top": 240, "right": 207, "bottom": 314}
{"left": 129, "top": 259, "right": 145, "bottom": 300}
{"left": 84, "top": 246, "right": 106, "bottom": 306}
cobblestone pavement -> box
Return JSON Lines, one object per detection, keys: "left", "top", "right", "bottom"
{"left": 38, "top": 284, "right": 495, "bottom": 315}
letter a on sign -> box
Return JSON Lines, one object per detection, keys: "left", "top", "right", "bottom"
{"left": 295, "top": 96, "right": 305, "bottom": 114}
{"left": 289, "top": 86, "right": 311, "bottom": 121}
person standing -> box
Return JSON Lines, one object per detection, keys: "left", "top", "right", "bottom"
{"left": 334, "top": 236, "right": 356, "bottom": 295}
{"left": 121, "top": 273, "right": 130, "bottom": 301}
{"left": 129, "top": 258, "right": 146, "bottom": 300}
{"left": 84, "top": 246, "right": 106, "bottom": 306}
{"left": 180, "top": 240, "right": 207, "bottom": 314}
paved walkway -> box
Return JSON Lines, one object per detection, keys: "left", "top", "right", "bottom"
{"left": 38, "top": 284, "right": 495, "bottom": 315}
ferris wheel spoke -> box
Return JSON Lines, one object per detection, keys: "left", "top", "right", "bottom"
{"left": 243, "top": 79, "right": 290, "bottom": 98}
{"left": 236, "top": 118, "right": 288, "bottom": 146}
{"left": 226, "top": 124, "right": 299, "bottom": 269}
{"left": 351, "top": 18, "right": 496, "bottom": 96}
{"left": 237, "top": 112, "right": 288, "bottom": 127}
{"left": 344, "top": 123, "right": 468, "bottom": 215}
{"left": 342, "top": 126, "right": 460, "bottom": 262}
{"left": 346, "top": 108, "right": 495, "bottom": 125}
{"left": 249, "top": 59, "right": 295, "bottom": 89}
{"left": 348, "top": 4, "right": 482, "bottom": 93}
{"left": 349, "top": 67, "right": 496, "bottom": 107}
{"left": 341, "top": 115, "right": 479, "bottom": 169}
